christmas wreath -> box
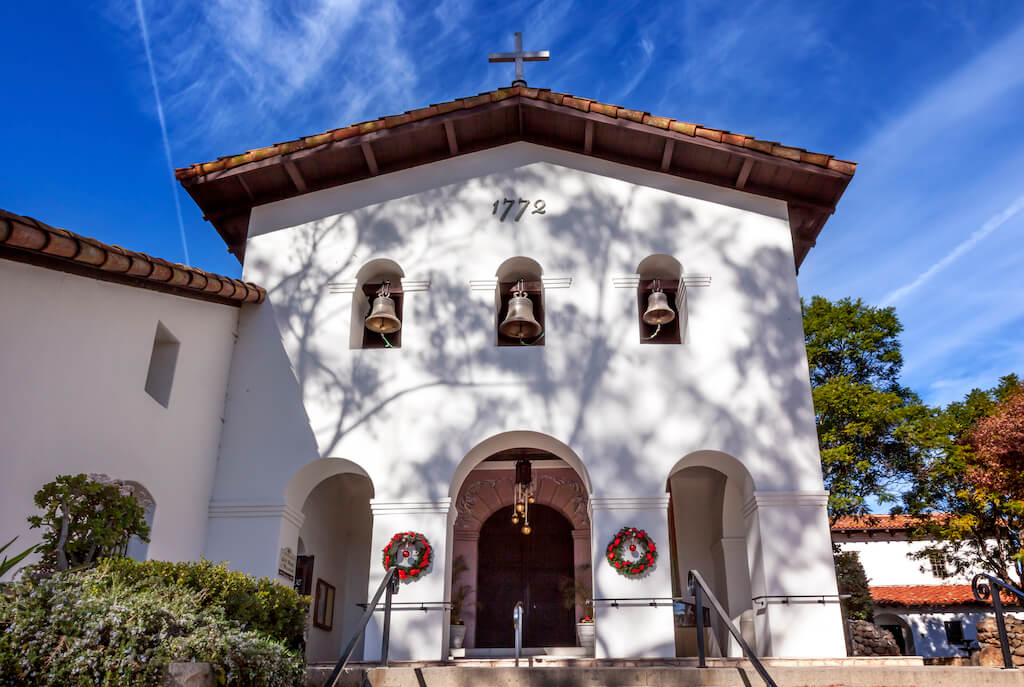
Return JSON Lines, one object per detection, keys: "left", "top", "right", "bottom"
{"left": 382, "top": 531, "right": 431, "bottom": 581}
{"left": 605, "top": 526, "right": 657, "bottom": 577}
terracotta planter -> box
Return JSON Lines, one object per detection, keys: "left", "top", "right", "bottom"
{"left": 576, "top": 622, "right": 595, "bottom": 651}
{"left": 450, "top": 623, "right": 467, "bottom": 649}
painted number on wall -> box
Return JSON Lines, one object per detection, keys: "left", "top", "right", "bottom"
{"left": 492, "top": 198, "right": 546, "bottom": 222}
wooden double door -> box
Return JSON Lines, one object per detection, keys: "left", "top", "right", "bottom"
{"left": 476, "top": 504, "right": 576, "bottom": 647}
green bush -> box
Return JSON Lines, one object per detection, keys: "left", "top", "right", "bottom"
{"left": 98, "top": 558, "right": 309, "bottom": 650}
{"left": 0, "top": 563, "right": 306, "bottom": 687}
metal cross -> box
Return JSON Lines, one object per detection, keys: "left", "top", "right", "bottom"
{"left": 488, "top": 32, "right": 549, "bottom": 87}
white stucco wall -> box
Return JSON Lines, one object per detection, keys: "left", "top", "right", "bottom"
{"left": 838, "top": 537, "right": 972, "bottom": 586}
{"left": 876, "top": 608, "right": 1024, "bottom": 658}
{"left": 206, "top": 142, "right": 841, "bottom": 658}
{"left": 0, "top": 260, "right": 238, "bottom": 576}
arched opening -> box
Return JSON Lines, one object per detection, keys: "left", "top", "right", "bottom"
{"left": 476, "top": 504, "right": 575, "bottom": 647}
{"left": 635, "top": 253, "right": 684, "bottom": 344}
{"left": 876, "top": 613, "right": 915, "bottom": 656}
{"left": 350, "top": 258, "right": 405, "bottom": 349}
{"left": 285, "top": 459, "right": 374, "bottom": 664}
{"left": 451, "top": 433, "right": 591, "bottom": 653}
{"left": 122, "top": 480, "right": 156, "bottom": 562}
{"left": 495, "top": 256, "right": 544, "bottom": 346}
{"left": 667, "top": 452, "right": 755, "bottom": 658}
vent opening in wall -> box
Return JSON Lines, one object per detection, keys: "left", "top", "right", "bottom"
{"left": 638, "top": 280, "right": 682, "bottom": 344}
{"left": 144, "top": 322, "right": 179, "bottom": 407}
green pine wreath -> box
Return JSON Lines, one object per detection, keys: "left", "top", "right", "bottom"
{"left": 382, "top": 531, "right": 431, "bottom": 581}
{"left": 606, "top": 526, "right": 657, "bottom": 577}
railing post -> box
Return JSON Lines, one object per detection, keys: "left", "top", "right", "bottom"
{"left": 380, "top": 573, "right": 399, "bottom": 667}
{"left": 513, "top": 601, "right": 524, "bottom": 667}
{"left": 990, "top": 584, "right": 1013, "bottom": 670}
{"left": 695, "top": 582, "right": 706, "bottom": 668}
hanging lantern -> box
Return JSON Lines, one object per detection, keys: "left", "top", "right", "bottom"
{"left": 499, "top": 278, "right": 542, "bottom": 340}
{"left": 642, "top": 280, "right": 675, "bottom": 325}
{"left": 365, "top": 281, "right": 402, "bottom": 334}
{"left": 513, "top": 458, "right": 535, "bottom": 535}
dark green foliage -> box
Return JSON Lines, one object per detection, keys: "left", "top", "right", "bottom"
{"left": 27, "top": 474, "right": 149, "bottom": 573}
{"left": 0, "top": 537, "right": 37, "bottom": 579}
{"left": 834, "top": 550, "right": 873, "bottom": 622}
{"left": 901, "top": 374, "right": 1024, "bottom": 588}
{"left": 0, "top": 562, "right": 305, "bottom": 687}
{"left": 802, "top": 297, "right": 937, "bottom": 520}
{"left": 99, "top": 558, "right": 310, "bottom": 650}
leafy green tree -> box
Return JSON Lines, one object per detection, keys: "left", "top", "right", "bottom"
{"left": 802, "top": 296, "right": 936, "bottom": 520}
{"left": 27, "top": 474, "right": 149, "bottom": 573}
{"left": 902, "top": 375, "right": 1024, "bottom": 588}
{"left": 834, "top": 549, "right": 873, "bottom": 622}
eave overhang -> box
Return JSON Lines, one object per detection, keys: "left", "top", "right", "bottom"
{"left": 176, "top": 87, "right": 856, "bottom": 268}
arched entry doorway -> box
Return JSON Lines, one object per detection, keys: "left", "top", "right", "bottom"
{"left": 451, "top": 437, "right": 591, "bottom": 651}
{"left": 476, "top": 504, "right": 575, "bottom": 647}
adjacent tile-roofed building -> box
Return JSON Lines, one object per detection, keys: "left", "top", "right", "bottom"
{"left": 872, "top": 585, "right": 1020, "bottom": 608}
{"left": 175, "top": 86, "right": 856, "bottom": 267}
{"left": 832, "top": 514, "right": 946, "bottom": 533}
{"left": 0, "top": 208, "right": 265, "bottom": 306}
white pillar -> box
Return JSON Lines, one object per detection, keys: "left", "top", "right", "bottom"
{"left": 572, "top": 528, "right": 592, "bottom": 623}
{"left": 363, "top": 499, "right": 455, "bottom": 661}
{"left": 743, "top": 491, "right": 846, "bottom": 657}
{"left": 590, "top": 495, "right": 675, "bottom": 658}
{"left": 204, "top": 501, "right": 305, "bottom": 585}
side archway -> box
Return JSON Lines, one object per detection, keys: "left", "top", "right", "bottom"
{"left": 283, "top": 458, "right": 375, "bottom": 663}
{"left": 667, "top": 451, "right": 756, "bottom": 658}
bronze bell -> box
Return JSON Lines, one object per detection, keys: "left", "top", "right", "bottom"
{"left": 642, "top": 290, "right": 676, "bottom": 325}
{"left": 499, "top": 295, "right": 542, "bottom": 339}
{"left": 365, "top": 295, "right": 402, "bottom": 334}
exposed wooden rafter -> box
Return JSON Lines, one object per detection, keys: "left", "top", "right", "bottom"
{"left": 583, "top": 120, "right": 594, "bottom": 154}
{"left": 660, "top": 140, "right": 675, "bottom": 172}
{"left": 444, "top": 120, "right": 459, "bottom": 155}
{"left": 361, "top": 141, "right": 379, "bottom": 176}
{"left": 736, "top": 158, "right": 754, "bottom": 189}
{"left": 282, "top": 160, "right": 307, "bottom": 193}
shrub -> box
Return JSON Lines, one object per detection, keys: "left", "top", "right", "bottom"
{"left": 27, "top": 474, "right": 149, "bottom": 573}
{"left": 98, "top": 558, "right": 309, "bottom": 650}
{"left": 0, "top": 564, "right": 306, "bottom": 687}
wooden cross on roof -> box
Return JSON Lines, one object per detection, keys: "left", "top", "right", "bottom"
{"left": 488, "top": 32, "right": 549, "bottom": 87}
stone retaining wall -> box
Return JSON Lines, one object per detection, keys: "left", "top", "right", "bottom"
{"left": 978, "top": 616, "right": 1024, "bottom": 667}
{"left": 847, "top": 619, "right": 900, "bottom": 657}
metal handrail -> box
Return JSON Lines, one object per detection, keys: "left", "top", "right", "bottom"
{"left": 513, "top": 601, "right": 524, "bottom": 667}
{"left": 972, "top": 573, "right": 1024, "bottom": 669}
{"left": 325, "top": 566, "right": 399, "bottom": 687}
{"left": 689, "top": 569, "right": 777, "bottom": 687}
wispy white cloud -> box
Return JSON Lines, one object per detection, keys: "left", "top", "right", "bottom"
{"left": 881, "top": 195, "right": 1024, "bottom": 305}
{"left": 134, "top": 0, "right": 190, "bottom": 265}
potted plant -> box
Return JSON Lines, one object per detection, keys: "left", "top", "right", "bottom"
{"left": 449, "top": 555, "right": 471, "bottom": 650}
{"left": 562, "top": 564, "right": 595, "bottom": 652}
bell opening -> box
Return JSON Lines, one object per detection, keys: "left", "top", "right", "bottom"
{"left": 361, "top": 282, "right": 404, "bottom": 349}
{"left": 637, "top": 279, "right": 682, "bottom": 345}
{"left": 497, "top": 284, "right": 544, "bottom": 346}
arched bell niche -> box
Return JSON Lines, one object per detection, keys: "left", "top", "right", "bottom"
{"left": 636, "top": 253, "right": 685, "bottom": 344}
{"left": 350, "top": 258, "right": 405, "bottom": 349}
{"left": 494, "top": 256, "right": 545, "bottom": 346}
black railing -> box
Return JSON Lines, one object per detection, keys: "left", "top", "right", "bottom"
{"left": 689, "top": 569, "right": 777, "bottom": 687}
{"left": 972, "top": 573, "right": 1024, "bottom": 669}
{"left": 325, "top": 566, "right": 399, "bottom": 687}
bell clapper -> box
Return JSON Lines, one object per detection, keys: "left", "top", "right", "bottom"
{"left": 643, "top": 324, "right": 662, "bottom": 340}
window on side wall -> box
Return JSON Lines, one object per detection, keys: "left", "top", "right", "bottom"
{"left": 928, "top": 551, "right": 949, "bottom": 578}
{"left": 944, "top": 620, "right": 964, "bottom": 646}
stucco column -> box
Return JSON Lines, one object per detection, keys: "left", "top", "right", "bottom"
{"left": 743, "top": 491, "right": 846, "bottom": 657}
{"left": 590, "top": 495, "right": 674, "bottom": 658}
{"left": 452, "top": 530, "right": 479, "bottom": 649}
{"left": 205, "top": 502, "right": 305, "bottom": 584}
{"left": 572, "top": 528, "right": 592, "bottom": 623}
{"left": 363, "top": 499, "right": 456, "bottom": 661}
{"left": 714, "top": 535, "right": 750, "bottom": 657}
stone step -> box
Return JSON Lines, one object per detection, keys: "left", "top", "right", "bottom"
{"left": 307, "top": 664, "right": 1024, "bottom": 687}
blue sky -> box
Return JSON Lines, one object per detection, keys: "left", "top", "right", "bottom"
{"left": 2, "top": 1, "right": 1022, "bottom": 407}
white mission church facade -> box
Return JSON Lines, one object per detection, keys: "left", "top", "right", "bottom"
{"left": 1, "top": 84, "right": 856, "bottom": 663}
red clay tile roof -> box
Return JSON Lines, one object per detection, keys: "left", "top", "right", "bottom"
{"left": 872, "top": 585, "right": 1020, "bottom": 608}
{"left": 175, "top": 86, "right": 856, "bottom": 181}
{"left": 0, "top": 208, "right": 265, "bottom": 306}
{"left": 832, "top": 515, "right": 946, "bottom": 532}
{"left": 173, "top": 86, "right": 856, "bottom": 267}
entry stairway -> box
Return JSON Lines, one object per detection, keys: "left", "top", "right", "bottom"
{"left": 308, "top": 659, "right": 1024, "bottom": 687}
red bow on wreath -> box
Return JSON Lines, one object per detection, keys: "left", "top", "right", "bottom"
{"left": 382, "top": 532, "right": 431, "bottom": 581}
{"left": 605, "top": 526, "right": 657, "bottom": 578}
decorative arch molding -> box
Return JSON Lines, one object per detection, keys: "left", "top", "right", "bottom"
{"left": 284, "top": 457, "right": 375, "bottom": 512}
{"left": 449, "top": 430, "right": 592, "bottom": 498}
{"left": 668, "top": 450, "right": 756, "bottom": 498}
{"left": 454, "top": 470, "right": 588, "bottom": 532}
